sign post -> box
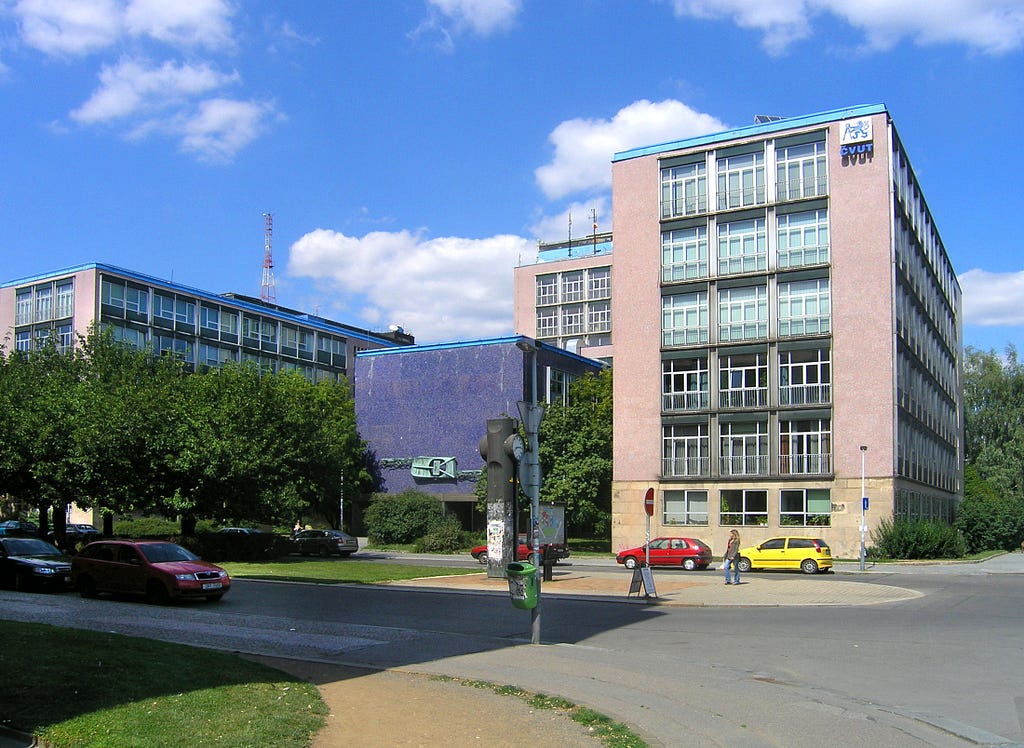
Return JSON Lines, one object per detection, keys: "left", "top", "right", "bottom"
{"left": 643, "top": 487, "right": 654, "bottom": 568}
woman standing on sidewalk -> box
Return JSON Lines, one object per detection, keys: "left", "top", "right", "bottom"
{"left": 723, "top": 529, "right": 741, "bottom": 585}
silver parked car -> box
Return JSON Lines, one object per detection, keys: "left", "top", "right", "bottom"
{"left": 290, "top": 529, "right": 358, "bottom": 557}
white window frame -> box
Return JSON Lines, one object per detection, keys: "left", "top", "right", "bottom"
{"left": 720, "top": 488, "right": 768, "bottom": 526}
{"left": 719, "top": 422, "right": 769, "bottom": 476}
{"left": 716, "top": 152, "right": 765, "bottom": 210}
{"left": 777, "top": 209, "right": 829, "bottom": 268}
{"left": 779, "top": 279, "right": 831, "bottom": 337}
{"left": 780, "top": 488, "right": 832, "bottom": 527}
{"left": 661, "top": 161, "right": 707, "bottom": 218}
{"left": 662, "top": 423, "right": 709, "bottom": 477}
{"left": 718, "top": 218, "right": 767, "bottom": 275}
{"left": 779, "top": 349, "right": 831, "bottom": 405}
{"left": 663, "top": 291, "right": 709, "bottom": 346}
{"left": 718, "top": 285, "right": 768, "bottom": 342}
{"left": 664, "top": 489, "right": 709, "bottom": 526}
{"left": 663, "top": 358, "right": 709, "bottom": 411}
{"left": 780, "top": 418, "right": 832, "bottom": 475}
{"left": 776, "top": 141, "right": 827, "bottom": 200}
{"left": 662, "top": 226, "right": 708, "bottom": 282}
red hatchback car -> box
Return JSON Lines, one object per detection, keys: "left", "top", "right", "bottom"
{"left": 616, "top": 537, "right": 712, "bottom": 570}
{"left": 72, "top": 539, "right": 230, "bottom": 604}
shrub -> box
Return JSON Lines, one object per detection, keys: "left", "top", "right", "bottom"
{"left": 954, "top": 466, "right": 1024, "bottom": 552}
{"left": 869, "top": 516, "right": 967, "bottom": 560}
{"left": 364, "top": 490, "right": 444, "bottom": 545}
{"left": 414, "top": 515, "right": 467, "bottom": 553}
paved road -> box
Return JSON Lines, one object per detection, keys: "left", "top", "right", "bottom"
{"left": 2, "top": 553, "right": 1022, "bottom": 747}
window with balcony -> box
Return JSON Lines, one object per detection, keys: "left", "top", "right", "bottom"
{"left": 663, "top": 291, "right": 709, "bottom": 346}
{"left": 588, "top": 301, "right": 611, "bottom": 333}
{"left": 717, "top": 152, "right": 765, "bottom": 210}
{"left": 536, "top": 275, "right": 557, "bottom": 306}
{"left": 779, "top": 418, "right": 832, "bottom": 474}
{"left": 720, "top": 488, "right": 768, "bottom": 526}
{"left": 200, "top": 305, "right": 221, "bottom": 335}
{"left": 661, "top": 161, "right": 707, "bottom": 218}
{"left": 15, "top": 289, "right": 32, "bottom": 325}
{"left": 35, "top": 285, "right": 53, "bottom": 322}
{"left": 718, "top": 285, "right": 768, "bottom": 342}
{"left": 779, "top": 279, "right": 830, "bottom": 337}
{"left": 719, "top": 422, "right": 769, "bottom": 476}
{"left": 664, "top": 489, "right": 709, "bottom": 525}
{"left": 663, "top": 357, "right": 709, "bottom": 411}
{"left": 776, "top": 140, "right": 827, "bottom": 200}
{"left": 662, "top": 226, "right": 708, "bottom": 282}
{"left": 718, "top": 218, "right": 766, "bottom": 275}
{"left": 55, "top": 281, "right": 74, "bottom": 319}
{"left": 153, "top": 293, "right": 176, "bottom": 323}
{"left": 780, "top": 489, "right": 832, "bottom": 527}
{"left": 779, "top": 349, "right": 831, "bottom": 405}
{"left": 778, "top": 209, "right": 829, "bottom": 268}
{"left": 588, "top": 268, "right": 611, "bottom": 299}
{"left": 663, "top": 423, "right": 709, "bottom": 478}
{"left": 561, "top": 305, "right": 584, "bottom": 335}
{"left": 536, "top": 307, "right": 558, "bottom": 338}
{"left": 562, "top": 271, "right": 584, "bottom": 302}
{"left": 719, "top": 352, "right": 767, "bottom": 408}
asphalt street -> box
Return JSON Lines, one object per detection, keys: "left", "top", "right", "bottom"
{"left": 2, "top": 553, "right": 1022, "bottom": 747}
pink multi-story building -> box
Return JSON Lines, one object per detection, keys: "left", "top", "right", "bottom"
{"left": 606, "top": 103, "right": 962, "bottom": 559}
{"left": 514, "top": 105, "right": 963, "bottom": 558}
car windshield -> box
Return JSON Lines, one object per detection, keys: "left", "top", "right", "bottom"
{"left": 138, "top": 543, "right": 200, "bottom": 563}
{"left": 1, "top": 538, "right": 61, "bottom": 556}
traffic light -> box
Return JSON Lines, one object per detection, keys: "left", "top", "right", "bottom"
{"left": 479, "top": 417, "right": 517, "bottom": 578}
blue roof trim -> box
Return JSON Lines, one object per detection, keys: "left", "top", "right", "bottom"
{"left": 1, "top": 262, "right": 401, "bottom": 347}
{"left": 613, "top": 103, "right": 888, "bottom": 162}
{"left": 356, "top": 335, "right": 606, "bottom": 368}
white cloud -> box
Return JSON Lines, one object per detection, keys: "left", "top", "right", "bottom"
{"left": 71, "top": 58, "right": 238, "bottom": 123}
{"left": 426, "top": 0, "right": 521, "bottom": 35}
{"left": 178, "top": 98, "right": 276, "bottom": 163}
{"left": 15, "top": 0, "right": 123, "bottom": 55}
{"left": 535, "top": 99, "right": 727, "bottom": 200}
{"left": 664, "top": 0, "right": 1024, "bottom": 55}
{"left": 123, "top": 0, "right": 233, "bottom": 49}
{"left": 530, "top": 197, "right": 612, "bottom": 244}
{"left": 960, "top": 269, "right": 1024, "bottom": 326}
{"left": 14, "top": 0, "right": 235, "bottom": 55}
{"left": 287, "top": 229, "right": 532, "bottom": 344}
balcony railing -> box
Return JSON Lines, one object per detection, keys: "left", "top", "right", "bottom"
{"left": 663, "top": 391, "right": 710, "bottom": 411}
{"left": 719, "top": 454, "right": 770, "bottom": 476}
{"left": 662, "top": 456, "right": 710, "bottom": 478}
{"left": 779, "top": 453, "right": 832, "bottom": 475}
{"left": 719, "top": 388, "right": 768, "bottom": 409}
{"left": 779, "top": 384, "right": 831, "bottom": 406}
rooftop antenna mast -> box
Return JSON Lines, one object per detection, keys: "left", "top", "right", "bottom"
{"left": 591, "top": 206, "right": 598, "bottom": 255}
{"left": 568, "top": 210, "right": 573, "bottom": 257}
{"left": 261, "top": 212, "right": 276, "bottom": 304}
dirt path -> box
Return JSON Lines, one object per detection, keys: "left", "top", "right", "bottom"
{"left": 246, "top": 656, "right": 604, "bottom": 747}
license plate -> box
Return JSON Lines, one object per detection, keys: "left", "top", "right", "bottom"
{"left": 202, "top": 582, "right": 222, "bottom": 590}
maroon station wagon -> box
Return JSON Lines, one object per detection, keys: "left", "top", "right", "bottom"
{"left": 616, "top": 537, "right": 713, "bottom": 570}
{"left": 72, "top": 539, "right": 230, "bottom": 604}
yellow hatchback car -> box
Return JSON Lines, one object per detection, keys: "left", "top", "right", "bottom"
{"left": 736, "top": 536, "right": 832, "bottom": 574}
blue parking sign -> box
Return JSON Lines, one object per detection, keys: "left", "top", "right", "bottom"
{"left": 862, "top": 497, "right": 869, "bottom": 511}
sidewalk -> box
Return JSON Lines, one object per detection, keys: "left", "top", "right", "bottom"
{"left": 385, "top": 562, "right": 923, "bottom": 606}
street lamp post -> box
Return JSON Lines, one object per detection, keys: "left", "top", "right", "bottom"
{"left": 860, "top": 445, "right": 867, "bottom": 571}
{"left": 516, "top": 339, "right": 544, "bottom": 644}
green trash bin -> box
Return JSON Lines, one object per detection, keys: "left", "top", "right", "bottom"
{"left": 506, "top": 562, "right": 538, "bottom": 610}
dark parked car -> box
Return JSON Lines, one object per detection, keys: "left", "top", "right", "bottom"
{"left": 72, "top": 539, "right": 230, "bottom": 604}
{"left": 47, "top": 523, "right": 101, "bottom": 552}
{"left": 616, "top": 537, "right": 713, "bottom": 570}
{"left": 290, "top": 529, "right": 358, "bottom": 557}
{"left": 0, "top": 537, "right": 73, "bottom": 591}
{"left": 0, "top": 520, "right": 39, "bottom": 537}
{"left": 216, "top": 527, "right": 262, "bottom": 535}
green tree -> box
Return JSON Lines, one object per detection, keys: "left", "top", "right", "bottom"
{"left": 955, "top": 464, "right": 1024, "bottom": 552}
{"left": 963, "top": 345, "right": 1024, "bottom": 495}
{"left": 537, "top": 369, "right": 613, "bottom": 536}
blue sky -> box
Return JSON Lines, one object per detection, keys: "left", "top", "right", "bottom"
{"left": 2, "top": 0, "right": 1022, "bottom": 350}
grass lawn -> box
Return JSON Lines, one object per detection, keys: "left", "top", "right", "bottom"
{"left": 220, "top": 557, "right": 485, "bottom": 584}
{"left": 0, "top": 620, "right": 326, "bottom": 748}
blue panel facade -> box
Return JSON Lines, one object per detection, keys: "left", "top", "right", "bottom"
{"left": 354, "top": 337, "right": 604, "bottom": 499}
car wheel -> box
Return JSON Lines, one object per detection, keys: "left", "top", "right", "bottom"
{"left": 339, "top": 551, "right": 353, "bottom": 558}
{"left": 682, "top": 558, "right": 697, "bottom": 571}
{"left": 623, "top": 556, "right": 638, "bottom": 569}
{"left": 318, "top": 545, "right": 330, "bottom": 558}
{"left": 736, "top": 557, "right": 752, "bottom": 573}
{"left": 206, "top": 594, "right": 224, "bottom": 602}
{"left": 475, "top": 553, "right": 488, "bottom": 565}
{"left": 77, "top": 575, "right": 98, "bottom": 598}
{"left": 801, "top": 559, "right": 819, "bottom": 574}
{"left": 146, "top": 580, "right": 170, "bottom": 605}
